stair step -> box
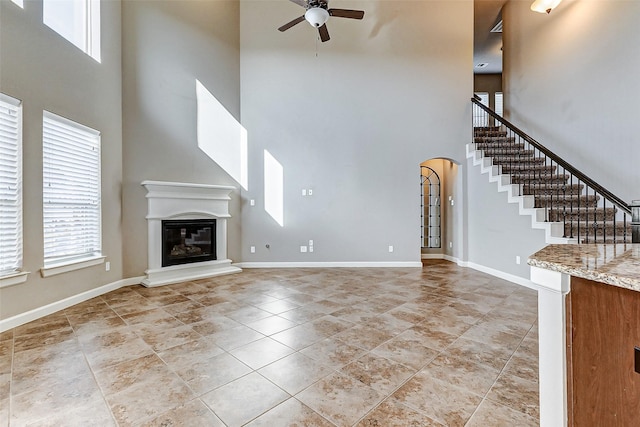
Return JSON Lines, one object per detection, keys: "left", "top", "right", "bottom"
{"left": 474, "top": 136, "right": 516, "bottom": 144}
{"left": 481, "top": 148, "right": 533, "bottom": 156}
{"left": 501, "top": 164, "right": 557, "bottom": 173}
{"left": 474, "top": 130, "right": 508, "bottom": 137}
{"left": 548, "top": 207, "right": 618, "bottom": 221}
{"left": 564, "top": 221, "right": 632, "bottom": 241}
{"left": 510, "top": 174, "right": 570, "bottom": 184}
{"left": 475, "top": 141, "right": 523, "bottom": 149}
{"left": 492, "top": 156, "right": 545, "bottom": 165}
{"left": 522, "top": 183, "right": 584, "bottom": 196}
{"left": 534, "top": 194, "right": 599, "bottom": 208}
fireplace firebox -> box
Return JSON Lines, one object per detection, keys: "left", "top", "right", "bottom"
{"left": 162, "top": 219, "right": 216, "bottom": 267}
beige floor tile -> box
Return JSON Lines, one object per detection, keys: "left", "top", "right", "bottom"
{"left": 297, "top": 371, "right": 383, "bottom": 427}
{"left": 466, "top": 398, "right": 539, "bottom": 426}
{"left": 300, "top": 337, "right": 368, "bottom": 369}
{"left": 271, "top": 323, "right": 326, "bottom": 350}
{"left": 229, "top": 337, "right": 294, "bottom": 369}
{"left": 245, "top": 315, "right": 297, "bottom": 335}
{"left": 334, "top": 325, "right": 395, "bottom": 351}
{"left": 393, "top": 371, "right": 482, "bottom": 426}
{"left": 201, "top": 372, "right": 289, "bottom": 427}
{"left": 341, "top": 353, "right": 415, "bottom": 395}
{"left": 419, "top": 353, "right": 500, "bottom": 397}
{"left": 444, "top": 337, "right": 515, "bottom": 371}
{"left": 139, "top": 399, "right": 225, "bottom": 427}
{"left": 486, "top": 371, "right": 540, "bottom": 419}
{"left": 372, "top": 331, "right": 440, "bottom": 370}
{"left": 258, "top": 352, "right": 334, "bottom": 394}
{"left": 356, "top": 399, "right": 443, "bottom": 426}
{"left": 208, "top": 324, "right": 265, "bottom": 351}
{"left": 245, "top": 398, "right": 334, "bottom": 426}
{"left": 172, "top": 352, "right": 252, "bottom": 395}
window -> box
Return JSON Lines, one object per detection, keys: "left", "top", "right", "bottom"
{"left": 0, "top": 94, "right": 23, "bottom": 277}
{"left": 43, "top": 0, "right": 101, "bottom": 62}
{"left": 43, "top": 111, "right": 101, "bottom": 269}
{"left": 473, "top": 92, "right": 490, "bottom": 127}
{"left": 495, "top": 92, "right": 504, "bottom": 117}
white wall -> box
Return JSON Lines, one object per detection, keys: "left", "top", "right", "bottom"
{"left": 239, "top": 0, "right": 473, "bottom": 264}
{"left": 503, "top": 0, "right": 640, "bottom": 202}
{"left": 0, "top": 0, "right": 123, "bottom": 320}
{"left": 121, "top": 0, "right": 242, "bottom": 277}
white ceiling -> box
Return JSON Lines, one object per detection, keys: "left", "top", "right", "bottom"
{"left": 474, "top": 0, "right": 507, "bottom": 74}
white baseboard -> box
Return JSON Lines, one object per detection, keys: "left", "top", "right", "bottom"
{"left": 0, "top": 276, "right": 144, "bottom": 333}
{"left": 422, "top": 254, "right": 539, "bottom": 291}
{"left": 236, "top": 261, "right": 423, "bottom": 268}
{"left": 465, "top": 261, "right": 540, "bottom": 291}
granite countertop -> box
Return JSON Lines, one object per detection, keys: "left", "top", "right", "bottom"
{"left": 528, "top": 244, "right": 640, "bottom": 292}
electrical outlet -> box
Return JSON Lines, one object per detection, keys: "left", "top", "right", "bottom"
{"left": 516, "top": 256, "right": 521, "bottom": 265}
{"left": 300, "top": 246, "right": 308, "bottom": 253}
{"left": 449, "top": 242, "right": 453, "bottom": 248}
{"left": 302, "top": 189, "right": 307, "bottom": 196}
{"left": 309, "top": 246, "right": 314, "bottom": 253}
{"left": 250, "top": 246, "right": 255, "bottom": 253}
{"left": 388, "top": 245, "right": 394, "bottom": 253}
{"left": 105, "top": 261, "right": 110, "bottom": 271}
{"left": 308, "top": 189, "right": 313, "bottom": 196}
{"left": 309, "top": 240, "right": 314, "bottom": 246}
{"left": 250, "top": 199, "right": 255, "bottom": 206}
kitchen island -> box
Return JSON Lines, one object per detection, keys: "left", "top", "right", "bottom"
{"left": 529, "top": 244, "right": 640, "bottom": 427}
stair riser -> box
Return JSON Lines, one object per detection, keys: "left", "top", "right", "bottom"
{"left": 534, "top": 198, "right": 599, "bottom": 208}
{"left": 501, "top": 165, "right": 557, "bottom": 173}
{"left": 481, "top": 149, "right": 532, "bottom": 156}
{"left": 564, "top": 225, "right": 632, "bottom": 237}
{"left": 474, "top": 138, "right": 516, "bottom": 144}
{"left": 522, "top": 185, "right": 584, "bottom": 196}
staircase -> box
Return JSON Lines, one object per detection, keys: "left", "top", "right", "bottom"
{"left": 467, "top": 99, "right": 633, "bottom": 245}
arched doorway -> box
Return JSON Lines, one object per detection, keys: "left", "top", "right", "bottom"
{"left": 420, "top": 158, "right": 461, "bottom": 261}
{"left": 421, "top": 166, "right": 441, "bottom": 248}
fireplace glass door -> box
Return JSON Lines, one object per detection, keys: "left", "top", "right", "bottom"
{"left": 162, "top": 219, "right": 216, "bottom": 267}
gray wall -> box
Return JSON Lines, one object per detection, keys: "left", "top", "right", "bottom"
{"left": 121, "top": 0, "right": 242, "bottom": 277}
{"left": 239, "top": 0, "right": 473, "bottom": 264}
{"left": 466, "top": 158, "right": 548, "bottom": 278}
{"left": 503, "top": 0, "right": 640, "bottom": 202}
{"left": 0, "top": 0, "right": 123, "bottom": 319}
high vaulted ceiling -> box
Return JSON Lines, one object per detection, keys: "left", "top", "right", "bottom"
{"left": 474, "top": 0, "right": 507, "bottom": 74}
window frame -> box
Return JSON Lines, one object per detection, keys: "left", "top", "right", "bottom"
{"left": 0, "top": 93, "right": 27, "bottom": 287}
{"left": 41, "top": 110, "right": 103, "bottom": 277}
{"left": 42, "top": 0, "right": 101, "bottom": 62}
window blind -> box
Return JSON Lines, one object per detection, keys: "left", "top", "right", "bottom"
{"left": 43, "top": 111, "right": 101, "bottom": 266}
{"left": 495, "top": 92, "right": 504, "bottom": 117}
{"left": 0, "top": 94, "right": 23, "bottom": 275}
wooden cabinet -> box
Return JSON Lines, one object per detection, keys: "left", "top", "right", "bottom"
{"left": 566, "top": 277, "right": 640, "bottom": 426}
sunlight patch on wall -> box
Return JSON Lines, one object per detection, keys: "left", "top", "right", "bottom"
{"left": 196, "top": 79, "right": 248, "bottom": 190}
{"left": 264, "top": 150, "right": 284, "bottom": 227}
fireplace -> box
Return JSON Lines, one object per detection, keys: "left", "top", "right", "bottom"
{"left": 141, "top": 180, "right": 241, "bottom": 287}
{"left": 162, "top": 219, "right": 216, "bottom": 267}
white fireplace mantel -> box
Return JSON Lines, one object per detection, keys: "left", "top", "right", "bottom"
{"left": 141, "top": 180, "right": 241, "bottom": 287}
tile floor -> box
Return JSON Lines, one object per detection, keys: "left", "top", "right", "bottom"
{"left": 0, "top": 260, "right": 539, "bottom": 426}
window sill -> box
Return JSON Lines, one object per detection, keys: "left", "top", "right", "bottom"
{"left": 40, "top": 256, "right": 106, "bottom": 278}
{"left": 0, "top": 271, "right": 30, "bottom": 289}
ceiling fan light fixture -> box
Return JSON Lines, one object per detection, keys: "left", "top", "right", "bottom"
{"left": 531, "top": 0, "right": 563, "bottom": 14}
{"left": 305, "top": 7, "right": 329, "bottom": 27}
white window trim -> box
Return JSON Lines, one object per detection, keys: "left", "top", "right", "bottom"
{"left": 40, "top": 255, "right": 105, "bottom": 278}
{"left": 0, "top": 271, "right": 29, "bottom": 288}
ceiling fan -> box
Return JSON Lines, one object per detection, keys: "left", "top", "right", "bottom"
{"left": 278, "top": 0, "right": 365, "bottom": 43}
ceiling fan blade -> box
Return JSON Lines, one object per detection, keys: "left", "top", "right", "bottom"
{"left": 288, "top": 0, "right": 307, "bottom": 7}
{"left": 318, "top": 24, "right": 330, "bottom": 42}
{"left": 328, "top": 9, "right": 365, "bottom": 19}
{"left": 278, "top": 15, "right": 306, "bottom": 32}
